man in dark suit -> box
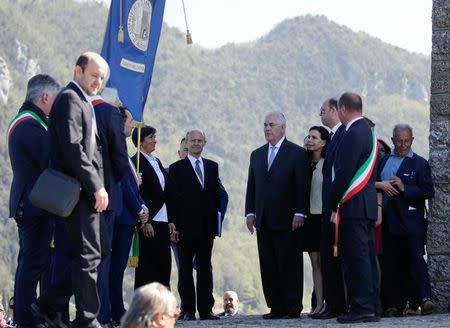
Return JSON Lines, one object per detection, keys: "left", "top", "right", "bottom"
{"left": 330, "top": 92, "right": 379, "bottom": 324}
{"left": 377, "top": 124, "right": 435, "bottom": 316}
{"left": 315, "top": 98, "right": 347, "bottom": 319}
{"left": 33, "top": 52, "right": 110, "bottom": 328}
{"left": 245, "top": 112, "right": 307, "bottom": 319}
{"left": 109, "top": 108, "right": 148, "bottom": 325}
{"left": 91, "top": 89, "right": 128, "bottom": 326}
{"left": 168, "top": 129, "right": 226, "bottom": 321}
{"left": 8, "top": 74, "right": 60, "bottom": 328}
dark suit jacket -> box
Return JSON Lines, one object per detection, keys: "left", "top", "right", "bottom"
{"left": 8, "top": 101, "right": 50, "bottom": 218}
{"left": 322, "top": 124, "right": 346, "bottom": 217}
{"left": 133, "top": 152, "right": 172, "bottom": 223}
{"left": 116, "top": 162, "right": 146, "bottom": 225}
{"left": 168, "top": 157, "right": 221, "bottom": 240}
{"left": 330, "top": 119, "right": 377, "bottom": 220}
{"left": 378, "top": 153, "right": 434, "bottom": 236}
{"left": 245, "top": 138, "right": 308, "bottom": 231}
{"left": 93, "top": 100, "right": 128, "bottom": 214}
{"left": 48, "top": 82, "right": 104, "bottom": 199}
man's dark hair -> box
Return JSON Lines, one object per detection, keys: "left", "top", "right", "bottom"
{"left": 180, "top": 137, "right": 186, "bottom": 144}
{"left": 338, "top": 92, "right": 362, "bottom": 112}
{"left": 328, "top": 98, "right": 338, "bottom": 110}
{"left": 132, "top": 125, "right": 156, "bottom": 147}
{"left": 75, "top": 54, "right": 89, "bottom": 72}
{"left": 118, "top": 105, "right": 128, "bottom": 121}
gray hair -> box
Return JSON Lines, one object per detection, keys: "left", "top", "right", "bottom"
{"left": 121, "top": 283, "right": 177, "bottom": 328}
{"left": 25, "top": 74, "right": 60, "bottom": 104}
{"left": 186, "top": 129, "right": 207, "bottom": 142}
{"left": 265, "top": 111, "right": 286, "bottom": 126}
{"left": 393, "top": 124, "right": 413, "bottom": 137}
{"left": 101, "top": 87, "right": 120, "bottom": 105}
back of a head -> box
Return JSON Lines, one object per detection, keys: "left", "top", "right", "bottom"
{"left": 121, "top": 282, "right": 177, "bottom": 328}
{"left": 338, "top": 92, "right": 362, "bottom": 112}
{"left": 25, "top": 74, "right": 60, "bottom": 104}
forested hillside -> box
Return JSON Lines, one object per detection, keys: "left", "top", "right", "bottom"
{"left": 0, "top": 0, "right": 431, "bottom": 312}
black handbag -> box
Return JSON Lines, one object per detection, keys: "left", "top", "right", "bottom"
{"left": 29, "top": 168, "right": 81, "bottom": 217}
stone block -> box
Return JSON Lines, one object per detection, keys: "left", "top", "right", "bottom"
{"left": 429, "top": 184, "right": 450, "bottom": 223}
{"left": 431, "top": 280, "right": 450, "bottom": 312}
{"left": 427, "top": 222, "right": 450, "bottom": 254}
{"left": 431, "top": 60, "right": 450, "bottom": 93}
{"left": 429, "top": 148, "right": 450, "bottom": 182}
{"left": 429, "top": 116, "right": 450, "bottom": 149}
{"left": 428, "top": 255, "right": 450, "bottom": 281}
{"left": 433, "top": 0, "right": 450, "bottom": 30}
{"left": 432, "top": 30, "right": 450, "bottom": 60}
{"left": 430, "top": 93, "right": 450, "bottom": 115}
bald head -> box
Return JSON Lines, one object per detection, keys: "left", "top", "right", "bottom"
{"left": 74, "top": 52, "right": 109, "bottom": 96}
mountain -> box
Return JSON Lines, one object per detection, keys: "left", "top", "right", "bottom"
{"left": 0, "top": 0, "right": 431, "bottom": 312}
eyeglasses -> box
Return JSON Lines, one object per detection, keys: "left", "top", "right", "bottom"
{"left": 264, "top": 123, "right": 280, "bottom": 128}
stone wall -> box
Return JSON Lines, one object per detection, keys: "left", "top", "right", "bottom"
{"left": 429, "top": 0, "right": 450, "bottom": 312}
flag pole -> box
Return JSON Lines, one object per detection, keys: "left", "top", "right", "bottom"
{"left": 133, "top": 121, "right": 145, "bottom": 173}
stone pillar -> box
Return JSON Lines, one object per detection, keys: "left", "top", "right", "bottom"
{"left": 429, "top": 0, "right": 450, "bottom": 312}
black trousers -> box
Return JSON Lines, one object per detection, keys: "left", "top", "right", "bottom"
{"left": 256, "top": 228, "right": 303, "bottom": 313}
{"left": 320, "top": 215, "right": 346, "bottom": 314}
{"left": 177, "top": 238, "right": 214, "bottom": 315}
{"left": 37, "top": 194, "right": 109, "bottom": 328}
{"left": 382, "top": 229, "right": 431, "bottom": 310}
{"left": 340, "top": 218, "right": 379, "bottom": 315}
{"left": 134, "top": 221, "right": 171, "bottom": 288}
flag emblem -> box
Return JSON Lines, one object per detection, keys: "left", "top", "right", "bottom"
{"left": 127, "top": 0, "right": 152, "bottom": 51}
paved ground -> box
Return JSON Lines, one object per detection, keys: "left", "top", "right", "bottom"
{"left": 176, "top": 313, "right": 450, "bottom": 327}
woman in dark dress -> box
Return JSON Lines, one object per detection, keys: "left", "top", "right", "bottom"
{"left": 302, "top": 126, "right": 329, "bottom": 316}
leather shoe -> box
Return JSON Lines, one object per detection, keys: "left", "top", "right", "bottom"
{"left": 284, "top": 311, "right": 300, "bottom": 319}
{"left": 180, "top": 312, "right": 196, "bottom": 320}
{"left": 337, "top": 312, "right": 379, "bottom": 323}
{"left": 199, "top": 313, "right": 220, "bottom": 320}
{"left": 421, "top": 298, "right": 436, "bottom": 315}
{"left": 384, "top": 307, "right": 402, "bottom": 317}
{"left": 31, "top": 303, "right": 68, "bottom": 328}
{"left": 313, "top": 310, "right": 338, "bottom": 319}
{"left": 262, "top": 311, "right": 284, "bottom": 319}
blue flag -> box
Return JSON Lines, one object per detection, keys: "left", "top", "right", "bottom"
{"left": 101, "top": 0, "right": 166, "bottom": 121}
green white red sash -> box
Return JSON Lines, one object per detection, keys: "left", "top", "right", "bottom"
{"left": 333, "top": 130, "right": 378, "bottom": 257}
{"left": 90, "top": 95, "right": 104, "bottom": 107}
{"left": 127, "top": 228, "right": 140, "bottom": 268}
{"left": 128, "top": 157, "right": 140, "bottom": 186}
{"left": 7, "top": 110, "right": 48, "bottom": 144}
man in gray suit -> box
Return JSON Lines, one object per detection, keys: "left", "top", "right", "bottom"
{"left": 33, "top": 52, "right": 109, "bottom": 328}
{"left": 245, "top": 112, "right": 308, "bottom": 319}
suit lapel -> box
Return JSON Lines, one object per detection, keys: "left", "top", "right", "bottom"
{"left": 396, "top": 155, "right": 413, "bottom": 178}
{"left": 141, "top": 153, "right": 163, "bottom": 193}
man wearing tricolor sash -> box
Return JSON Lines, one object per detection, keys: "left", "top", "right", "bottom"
{"left": 7, "top": 74, "right": 60, "bottom": 328}
{"left": 330, "top": 92, "right": 379, "bottom": 324}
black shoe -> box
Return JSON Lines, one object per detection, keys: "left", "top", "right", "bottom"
{"left": 284, "top": 311, "right": 300, "bottom": 319}
{"left": 31, "top": 303, "right": 68, "bottom": 328}
{"left": 262, "top": 311, "right": 284, "bottom": 319}
{"left": 420, "top": 298, "right": 436, "bottom": 315}
{"left": 313, "top": 309, "right": 338, "bottom": 320}
{"left": 180, "top": 312, "right": 196, "bottom": 321}
{"left": 384, "top": 307, "right": 402, "bottom": 317}
{"left": 199, "top": 313, "right": 220, "bottom": 320}
{"left": 337, "top": 312, "right": 379, "bottom": 324}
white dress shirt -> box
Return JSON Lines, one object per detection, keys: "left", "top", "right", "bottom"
{"left": 187, "top": 154, "right": 204, "bottom": 186}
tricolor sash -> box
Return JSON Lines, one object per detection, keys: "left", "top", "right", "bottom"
{"left": 127, "top": 228, "right": 140, "bottom": 268}
{"left": 90, "top": 95, "right": 104, "bottom": 107}
{"left": 332, "top": 130, "right": 378, "bottom": 257}
{"left": 7, "top": 110, "right": 48, "bottom": 145}
{"left": 128, "top": 157, "right": 140, "bottom": 186}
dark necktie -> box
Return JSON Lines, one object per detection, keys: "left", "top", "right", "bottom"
{"left": 195, "top": 159, "right": 204, "bottom": 186}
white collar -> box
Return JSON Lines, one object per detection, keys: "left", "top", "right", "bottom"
{"left": 331, "top": 122, "right": 342, "bottom": 134}
{"left": 187, "top": 153, "right": 203, "bottom": 166}
{"left": 71, "top": 80, "right": 91, "bottom": 101}
{"left": 345, "top": 116, "right": 363, "bottom": 131}
{"left": 269, "top": 135, "right": 285, "bottom": 149}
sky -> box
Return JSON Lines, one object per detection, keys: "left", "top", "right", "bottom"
{"left": 162, "top": 0, "right": 432, "bottom": 55}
